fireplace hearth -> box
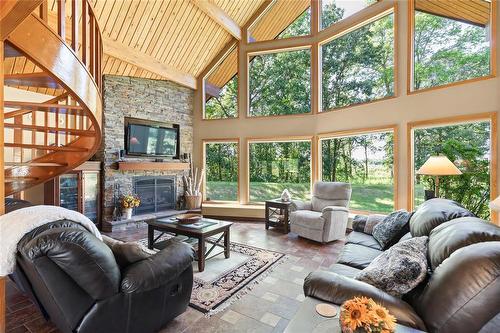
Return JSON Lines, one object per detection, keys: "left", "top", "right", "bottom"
{"left": 134, "top": 176, "right": 176, "bottom": 214}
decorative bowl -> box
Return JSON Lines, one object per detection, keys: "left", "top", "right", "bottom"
{"left": 176, "top": 213, "right": 202, "bottom": 224}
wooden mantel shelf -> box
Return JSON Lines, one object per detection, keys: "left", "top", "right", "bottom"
{"left": 117, "top": 161, "right": 190, "bottom": 171}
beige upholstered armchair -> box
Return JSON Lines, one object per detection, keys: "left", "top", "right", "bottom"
{"left": 290, "top": 182, "right": 352, "bottom": 243}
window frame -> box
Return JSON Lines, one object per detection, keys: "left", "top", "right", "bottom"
{"left": 318, "top": 7, "right": 397, "bottom": 113}
{"left": 202, "top": 138, "right": 241, "bottom": 203}
{"left": 407, "top": 0, "right": 497, "bottom": 94}
{"left": 317, "top": 125, "right": 399, "bottom": 214}
{"left": 407, "top": 113, "right": 498, "bottom": 221}
{"left": 246, "top": 136, "right": 314, "bottom": 204}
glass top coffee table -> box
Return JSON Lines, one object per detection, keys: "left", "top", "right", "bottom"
{"left": 147, "top": 217, "right": 233, "bottom": 272}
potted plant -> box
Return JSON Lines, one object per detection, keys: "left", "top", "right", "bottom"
{"left": 183, "top": 167, "right": 204, "bottom": 210}
{"left": 339, "top": 297, "right": 396, "bottom": 333}
{"left": 120, "top": 194, "right": 140, "bottom": 219}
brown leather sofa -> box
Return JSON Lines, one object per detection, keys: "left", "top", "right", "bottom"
{"left": 302, "top": 199, "right": 500, "bottom": 333}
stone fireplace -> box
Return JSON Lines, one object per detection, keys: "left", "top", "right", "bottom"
{"left": 98, "top": 75, "right": 194, "bottom": 231}
{"left": 133, "top": 176, "right": 176, "bottom": 215}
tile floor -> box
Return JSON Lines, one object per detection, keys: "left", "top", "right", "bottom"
{"left": 6, "top": 222, "right": 345, "bottom": 333}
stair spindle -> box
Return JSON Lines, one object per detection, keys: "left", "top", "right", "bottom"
{"left": 89, "top": 13, "right": 95, "bottom": 76}
{"left": 39, "top": 0, "right": 48, "bottom": 22}
{"left": 57, "top": 0, "right": 66, "bottom": 38}
{"left": 82, "top": 1, "right": 87, "bottom": 64}
{"left": 71, "top": 0, "right": 79, "bottom": 52}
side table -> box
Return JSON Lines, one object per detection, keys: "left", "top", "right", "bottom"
{"left": 265, "top": 199, "right": 293, "bottom": 234}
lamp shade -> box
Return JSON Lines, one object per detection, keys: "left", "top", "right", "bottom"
{"left": 417, "top": 156, "right": 462, "bottom": 176}
{"left": 489, "top": 196, "right": 500, "bottom": 211}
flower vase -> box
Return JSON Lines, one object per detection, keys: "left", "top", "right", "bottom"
{"left": 122, "top": 208, "right": 133, "bottom": 220}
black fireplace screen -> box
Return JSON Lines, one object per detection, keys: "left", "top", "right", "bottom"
{"left": 133, "top": 176, "right": 176, "bottom": 214}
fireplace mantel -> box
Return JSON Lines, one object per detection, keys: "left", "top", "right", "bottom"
{"left": 117, "top": 161, "right": 190, "bottom": 171}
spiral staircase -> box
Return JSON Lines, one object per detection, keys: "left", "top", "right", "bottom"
{"left": 2, "top": 0, "right": 103, "bottom": 196}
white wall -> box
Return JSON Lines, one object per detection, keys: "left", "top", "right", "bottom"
{"left": 192, "top": 1, "right": 500, "bottom": 219}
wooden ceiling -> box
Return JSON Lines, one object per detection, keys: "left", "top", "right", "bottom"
{"left": 415, "top": 0, "right": 491, "bottom": 27}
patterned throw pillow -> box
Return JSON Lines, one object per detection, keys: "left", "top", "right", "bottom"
{"left": 372, "top": 210, "right": 412, "bottom": 249}
{"left": 352, "top": 215, "right": 368, "bottom": 232}
{"left": 364, "top": 214, "right": 385, "bottom": 234}
{"left": 356, "top": 236, "right": 429, "bottom": 297}
{"left": 102, "top": 235, "right": 155, "bottom": 268}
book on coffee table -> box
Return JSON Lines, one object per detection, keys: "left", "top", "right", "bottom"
{"left": 158, "top": 217, "right": 218, "bottom": 229}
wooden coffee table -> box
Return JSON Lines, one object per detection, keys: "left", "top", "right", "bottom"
{"left": 147, "top": 217, "right": 233, "bottom": 272}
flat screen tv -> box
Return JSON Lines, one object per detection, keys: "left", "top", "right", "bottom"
{"left": 124, "top": 118, "right": 180, "bottom": 158}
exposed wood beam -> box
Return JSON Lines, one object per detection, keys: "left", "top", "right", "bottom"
{"left": 205, "top": 82, "right": 221, "bottom": 100}
{"left": 190, "top": 0, "right": 242, "bottom": 40}
{"left": 103, "top": 38, "right": 197, "bottom": 90}
{"left": 1, "top": 0, "right": 44, "bottom": 40}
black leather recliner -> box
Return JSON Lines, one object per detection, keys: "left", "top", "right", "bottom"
{"left": 14, "top": 219, "right": 194, "bottom": 333}
{"left": 302, "top": 199, "right": 500, "bottom": 333}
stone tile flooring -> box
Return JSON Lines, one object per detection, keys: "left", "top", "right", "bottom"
{"left": 6, "top": 222, "right": 345, "bottom": 333}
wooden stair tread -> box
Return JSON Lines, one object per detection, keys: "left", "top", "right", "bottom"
{"left": 4, "top": 72, "right": 63, "bottom": 89}
{"left": 5, "top": 176, "right": 39, "bottom": 183}
{"left": 4, "top": 143, "right": 88, "bottom": 152}
{"left": 4, "top": 123, "right": 95, "bottom": 136}
{"left": 4, "top": 101, "right": 83, "bottom": 110}
{"left": 4, "top": 42, "right": 23, "bottom": 58}
{"left": 5, "top": 107, "right": 84, "bottom": 119}
{"left": 4, "top": 162, "right": 68, "bottom": 167}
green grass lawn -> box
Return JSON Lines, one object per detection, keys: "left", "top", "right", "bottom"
{"left": 206, "top": 181, "right": 394, "bottom": 213}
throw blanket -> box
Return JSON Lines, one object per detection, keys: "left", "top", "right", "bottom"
{"left": 0, "top": 205, "right": 102, "bottom": 275}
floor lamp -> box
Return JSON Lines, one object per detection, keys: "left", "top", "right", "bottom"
{"left": 417, "top": 156, "right": 462, "bottom": 197}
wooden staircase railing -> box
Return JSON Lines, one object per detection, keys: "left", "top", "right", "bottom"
{"left": 2, "top": 0, "right": 103, "bottom": 196}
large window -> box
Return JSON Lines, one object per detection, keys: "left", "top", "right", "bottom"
{"left": 411, "top": 0, "right": 493, "bottom": 91}
{"left": 321, "top": 13, "right": 394, "bottom": 111}
{"left": 249, "top": 139, "right": 312, "bottom": 202}
{"left": 204, "top": 48, "right": 238, "bottom": 119}
{"left": 411, "top": 116, "right": 495, "bottom": 219}
{"left": 203, "top": 140, "right": 239, "bottom": 202}
{"left": 249, "top": 49, "right": 311, "bottom": 117}
{"left": 320, "top": 129, "right": 395, "bottom": 213}
{"left": 321, "top": 0, "right": 374, "bottom": 30}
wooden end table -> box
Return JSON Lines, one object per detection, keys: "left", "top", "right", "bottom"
{"left": 265, "top": 199, "right": 293, "bottom": 234}
{"left": 147, "top": 217, "right": 232, "bottom": 272}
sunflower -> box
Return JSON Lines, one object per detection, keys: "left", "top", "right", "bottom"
{"left": 373, "top": 304, "right": 396, "bottom": 331}
{"left": 341, "top": 301, "right": 370, "bottom": 331}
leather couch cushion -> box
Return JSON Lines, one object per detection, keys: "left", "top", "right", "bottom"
{"left": 345, "top": 231, "right": 382, "bottom": 250}
{"left": 428, "top": 217, "right": 500, "bottom": 270}
{"left": 337, "top": 243, "right": 382, "bottom": 269}
{"left": 414, "top": 242, "right": 500, "bottom": 333}
{"left": 290, "top": 210, "right": 324, "bottom": 230}
{"left": 329, "top": 263, "right": 361, "bottom": 278}
{"left": 410, "top": 198, "right": 474, "bottom": 237}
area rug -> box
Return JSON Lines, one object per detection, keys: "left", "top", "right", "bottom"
{"left": 136, "top": 235, "right": 287, "bottom": 315}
